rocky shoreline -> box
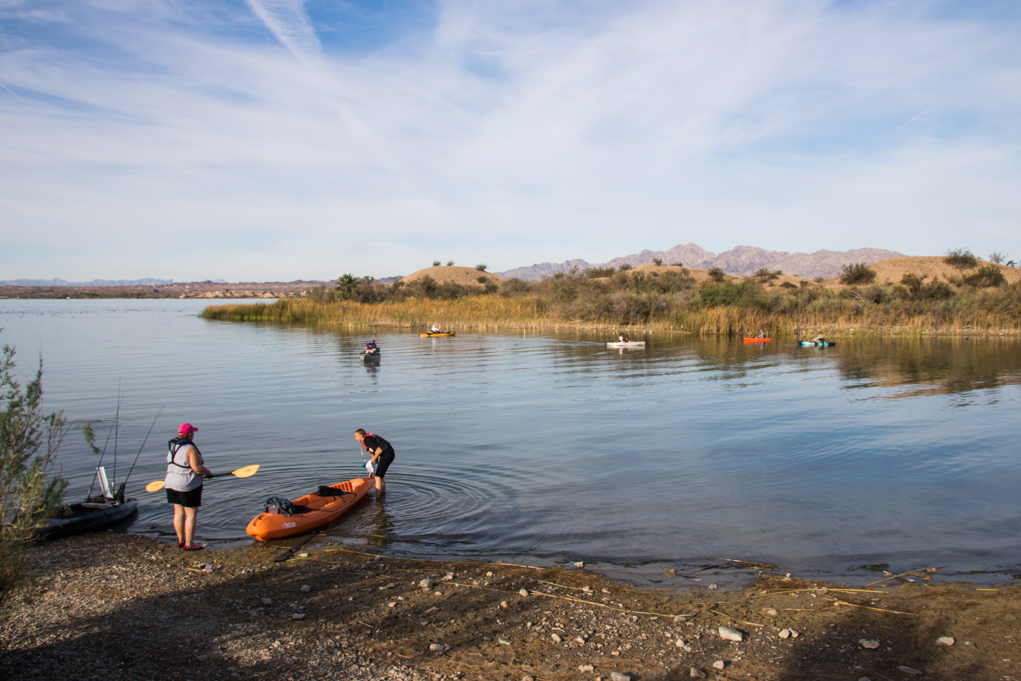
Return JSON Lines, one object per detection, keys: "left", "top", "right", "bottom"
{"left": 3, "top": 534, "right": 1020, "bottom": 681}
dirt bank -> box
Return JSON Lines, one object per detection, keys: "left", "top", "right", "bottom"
{"left": 3, "top": 534, "right": 1020, "bottom": 681}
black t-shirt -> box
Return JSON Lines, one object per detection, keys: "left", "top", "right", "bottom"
{"left": 363, "top": 434, "right": 392, "bottom": 453}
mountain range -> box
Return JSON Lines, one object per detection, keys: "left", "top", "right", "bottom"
{"left": 495, "top": 244, "right": 904, "bottom": 281}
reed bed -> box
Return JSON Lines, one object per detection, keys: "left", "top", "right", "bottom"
{"left": 202, "top": 277, "right": 1021, "bottom": 337}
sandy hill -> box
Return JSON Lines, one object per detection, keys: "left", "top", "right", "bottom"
{"left": 401, "top": 266, "right": 506, "bottom": 287}
{"left": 825, "top": 256, "right": 1021, "bottom": 288}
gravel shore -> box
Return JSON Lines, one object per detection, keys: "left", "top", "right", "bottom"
{"left": 3, "top": 534, "right": 1020, "bottom": 681}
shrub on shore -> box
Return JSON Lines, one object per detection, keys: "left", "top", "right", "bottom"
{"left": 1, "top": 343, "right": 69, "bottom": 622}
{"left": 839, "top": 262, "right": 877, "bottom": 285}
{"left": 945, "top": 248, "right": 979, "bottom": 269}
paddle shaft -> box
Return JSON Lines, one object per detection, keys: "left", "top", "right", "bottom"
{"left": 274, "top": 532, "right": 317, "bottom": 562}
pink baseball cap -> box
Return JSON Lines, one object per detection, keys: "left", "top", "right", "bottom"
{"left": 178, "top": 423, "right": 198, "bottom": 436}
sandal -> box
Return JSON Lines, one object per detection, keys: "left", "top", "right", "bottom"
{"left": 183, "top": 545, "right": 204, "bottom": 551}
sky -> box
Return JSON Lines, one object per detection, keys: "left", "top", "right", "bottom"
{"left": 1, "top": 0, "right": 1020, "bottom": 282}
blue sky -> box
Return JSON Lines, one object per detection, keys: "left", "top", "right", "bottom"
{"left": 2, "top": 0, "right": 1020, "bottom": 281}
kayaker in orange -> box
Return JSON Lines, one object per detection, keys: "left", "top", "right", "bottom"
{"left": 165, "top": 423, "right": 214, "bottom": 550}
{"left": 354, "top": 429, "right": 395, "bottom": 496}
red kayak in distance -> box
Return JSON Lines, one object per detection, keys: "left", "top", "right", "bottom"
{"left": 743, "top": 337, "right": 772, "bottom": 343}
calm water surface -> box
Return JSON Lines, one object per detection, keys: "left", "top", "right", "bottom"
{"left": 3, "top": 299, "right": 1021, "bottom": 582}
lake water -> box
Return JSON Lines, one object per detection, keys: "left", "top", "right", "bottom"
{"left": 3, "top": 299, "right": 1021, "bottom": 584}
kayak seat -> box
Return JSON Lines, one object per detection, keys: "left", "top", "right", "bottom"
{"left": 317, "top": 486, "right": 353, "bottom": 498}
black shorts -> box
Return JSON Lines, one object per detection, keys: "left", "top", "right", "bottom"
{"left": 374, "top": 448, "right": 395, "bottom": 478}
{"left": 166, "top": 486, "right": 203, "bottom": 508}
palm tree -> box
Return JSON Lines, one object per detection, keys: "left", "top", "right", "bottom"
{"left": 334, "top": 274, "right": 359, "bottom": 300}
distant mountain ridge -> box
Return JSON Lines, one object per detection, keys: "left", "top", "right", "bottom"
{"left": 496, "top": 244, "right": 904, "bottom": 280}
{"left": 0, "top": 277, "right": 177, "bottom": 287}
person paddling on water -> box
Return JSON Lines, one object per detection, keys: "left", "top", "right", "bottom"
{"left": 364, "top": 340, "right": 378, "bottom": 354}
{"left": 354, "top": 429, "right": 395, "bottom": 496}
{"left": 165, "top": 423, "right": 214, "bottom": 550}
{"left": 617, "top": 334, "right": 629, "bottom": 342}
{"left": 812, "top": 334, "right": 825, "bottom": 343}
{"left": 430, "top": 324, "right": 440, "bottom": 333}
{"left": 757, "top": 329, "right": 766, "bottom": 338}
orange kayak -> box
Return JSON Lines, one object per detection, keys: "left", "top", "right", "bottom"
{"left": 246, "top": 477, "right": 373, "bottom": 541}
{"left": 743, "top": 337, "right": 772, "bottom": 343}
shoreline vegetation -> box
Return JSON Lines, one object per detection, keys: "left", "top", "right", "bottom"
{"left": 202, "top": 256, "right": 1021, "bottom": 337}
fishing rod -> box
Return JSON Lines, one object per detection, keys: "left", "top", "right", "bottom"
{"left": 86, "top": 388, "right": 120, "bottom": 500}
{"left": 112, "top": 380, "right": 120, "bottom": 488}
{"left": 121, "top": 405, "right": 164, "bottom": 494}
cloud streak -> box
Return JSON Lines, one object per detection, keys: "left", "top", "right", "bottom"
{"left": 1, "top": 0, "right": 1020, "bottom": 280}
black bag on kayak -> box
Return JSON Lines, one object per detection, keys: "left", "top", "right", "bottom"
{"left": 264, "top": 496, "right": 296, "bottom": 515}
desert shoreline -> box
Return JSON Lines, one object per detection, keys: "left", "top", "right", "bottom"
{"left": 3, "top": 533, "right": 1020, "bottom": 681}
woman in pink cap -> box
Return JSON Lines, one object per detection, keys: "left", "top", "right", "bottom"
{"left": 165, "top": 423, "right": 214, "bottom": 550}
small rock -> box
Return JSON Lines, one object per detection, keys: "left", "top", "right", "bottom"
{"left": 674, "top": 615, "right": 688, "bottom": 623}
{"left": 576, "top": 636, "right": 587, "bottom": 644}
{"left": 500, "top": 601, "right": 508, "bottom": 608}
{"left": 898, "top": 667, "right": 922, "bottom": 676}
{"left": 790, "top": 629, "right": 800, "bottom": 638}
{"left": 551, "top": 634, "right": 562, "bottom": 643}
{"left": 429, "top": 643, "right": 449, "bottom": 653}
{"left": 779, "top": 629, "right": 791, "bottom": 639}
{"left": 522, "top": 677, "right": 534, "bottom": 681}
{"left": 663, "top": 567, "right": 677, "bottom": 578}
{"left": 297, "top": 552, "right": 308, "bottom": 558}
{"left": 574, "top": 562, "right": 585, "bottom": 568}
{"left": 708, "top": 583, "right": 718, "bottom": 590}
{"left": 443, "top": 572, "right": 454, "bottom": 581}
{"left": 261, "top": 598, "right": 273, "bottom": 605}
{"left": 578, "top": 664, "right": 595, "bottom": 672}
{"left": 610, "top": 673, "right": 632, "bottom": 681}
{"left": 486, "top": 571, "right": 494, "bottom": 577}
{"left": 675, "top": 639, "right": 686, "bottom": 648}
{"left": 764, "top": 608, "right": 779, "bottom": 617}
{"left": 300, "top": 584, "right": 310, "bottom": 593}
{"left": 291, "top": 613, "right": 305, "bottom": 620}
{"left": 689, "top": 668, "right": 706, "bottom": 679}
{"left": 712, "top": 660, "right": 725, "bottom": 670}
{"left": 519, "top": 589, "right": 529, "bottom": 597}
{"left": 420, "top": 578, "right": 433, "bottom": 589}
{"left": 602, "top": 588, "right": 611, "bottom": 593}
{"left": 859, "top": 639, "right": 880, "bottom": 649}
{"left": 498, "top": 638, "right": 512, "bottom": 646}
{"left": 936, "top": 636, "right": 955, "bottom": 646}
{"left": 718, "top": 626, "right": 743, "bottom": 642}
{"left": 387, "top": 602, "right": 396, "bottom": 608}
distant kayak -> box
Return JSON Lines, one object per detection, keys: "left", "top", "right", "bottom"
{"left": 606, "top": 341, "right": 646, "bottom": 348}
{"left": 246, "top": 477, "right": 373, "bottom": 541}
{"left": 36, "top": 499, "right": 138, "bottom": 539}
{"left": 799, "top": 341, "right": 836, "bottom": 347}
{"left": 420, "top": 332, "right": 456, "bottom": 338}
{"left": 743, "top": 338, "right": 772, "bottom": 343}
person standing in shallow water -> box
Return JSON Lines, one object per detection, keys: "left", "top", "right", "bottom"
{"left": 354, "top": 429, "right": 395, "bottom": 496}
{"left": 165, "top": 423, "right": 214, "bottom": 550}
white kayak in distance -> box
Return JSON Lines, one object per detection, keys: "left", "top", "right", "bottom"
{"left": 606, "top": 341, "right": 646, "bottom": 348}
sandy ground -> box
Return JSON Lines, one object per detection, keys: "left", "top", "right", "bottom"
{"left": 3, "top": 533, "right": 1021, "bottom": 681}
{"left": 401, "top": 266, "right": 506, "bottom": 288}
{"left": 824, "top": 257, "right": 1021, "bottom": 290}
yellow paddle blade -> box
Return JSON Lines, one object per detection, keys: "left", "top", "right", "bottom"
{"left": 231, "top": 464, "right": 260, "bottom": 478}
{"left": 145, "top": 480, "right": 165, "bottom": 492}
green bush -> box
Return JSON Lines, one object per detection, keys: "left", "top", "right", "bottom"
{"left": 962, "top": 265, "right": 1006, "bottom": 288}
{"left": 585, "top": 267, "right": 616, "bottom": 279}
{"left": 839, "top": 262, "right": 877, "bottom": 285}
{"left": 900, "top": 273, "right": 954, "bottom": 301}
{"left": 1, "top": 344, "right": 69, "bottom": 622}
{"left": 708, "top": 267, "right": 726, "bottom": 283}
{"left": 652, "top": 258, "right": 663, "bottom": 266}
{"left": 499, "top": 278, "right": 533, "bottom": 297}
{"left": 944, "top": 248, "right": 978, "bottom": 269}
{"left": 432, "top": 261, "right": 441, "bottom": 267}
{"left": 475, "top": 264, "right": 487, "bottom": 272}
{"left": 754, "top": 267, "right": 782, "bottom": 280}
{"left": 690, "top": 280, "right": 759, "bottom": 309}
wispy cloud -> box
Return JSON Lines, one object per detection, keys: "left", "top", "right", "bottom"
{"left": 1, "top": 0, "right": 1020, "bottom": 280}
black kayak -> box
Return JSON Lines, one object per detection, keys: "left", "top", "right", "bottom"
{"left": 36, "top": 499, "right": 139, "bottom": 539}
{"left": 360, "top": 350, "right": 381, "bottom": 362}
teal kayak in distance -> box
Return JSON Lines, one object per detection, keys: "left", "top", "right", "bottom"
{"left": 799, "top": 341, "right": 836, "bottom": 347}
